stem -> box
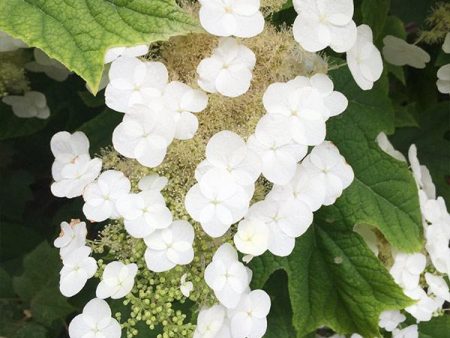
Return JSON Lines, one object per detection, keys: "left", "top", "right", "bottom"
{"left": 328, "top": 62, "right": 348, "bottom": 71}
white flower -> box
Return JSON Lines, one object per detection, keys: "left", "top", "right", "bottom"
{"left": 104, "top": 44, "right": 149, "bottom": 64}
{"left": 247, "top": 115, "right": 307, "bottom": 185}
{"left": 228, "top": 289, "right": 271, "bottom": 338}
{"left": 404, "top": 286, "right": 443, "bottom": 321}
{"left": 378, "top": 310, "right": 406, "bottom": 332}
{"left": 163, "top": 81, "right": 208, "bottom": 140}
{"left": 408, "top": 145, "right": 436, "bottom": 199}
{"left": 390, "top": 252, "right": 426, "bottom": 290}
{"left": 425, "top": 272, "right": 450, "bottom": 302}
{"left": 185, "top": 169, "right": 250, "bottom": 237}
{"left": 392, "top": 324, "right": 418, "bottom": 338}
{"left": 117, "top": 190, "right": 172, "bottom": 238}
{"left": 112, "top": 104, "right": 175, "bottom": 167}
{"left": 302, "top": 141, "right": 354, "bottom": 205}
{"left": 267, "top": 164, "right": 326, "bottom": 212}
{"left": 382, "top": 36, "right": 430, "bottom": 69}
{"left": 436, "top": 64, "right": 450, "bottom": 94}
{"left": 50, "top": 131, "right": 90, "bottom": 165}
{"left": 289, "top": 73, "right": 348, "bottom": 119}
{"left": 443, "top": 32, "right": 450, "bottom": 54}
{"left": 196, "top": 131, "right": 261, "bottom": 186}
{"left": 246, "top": 199, "right": 313, "bottom": 256}
{"left": 0, "top": 31, "right": 27, "bottom": 52}
{"left": 198, "top": 0, "right": 264, "bottom": 38}
{"left": 194, "top": 304, "right": 231, "bottom": 338}
{"left": 204, "top": 243, "right": 250, "bottom": 308}
{"left": 82, "top": 170, "right": 131, "bottom": 222}
{"left": 263, "top": 80, "right": 328, "bottom": 146}
{"left": 144, "top": 220, "right": 195, "bottom": 272}
{"left": 376, "top": 132, "right": 406, "bottom": 162}
{"left": 68, "top": 298, "right": 121, "bottom": 338}
{"left": 197, "top": 38, "right": 256, "bottom": 97}
{"left": 54, "top": 220, "right": 87, "bottom": 258}
{"left": 51, "top": 155, "right": 102, "bottom": 199}
{"left": 347, "top": 25, "right": 383, "bottom": 90}
{"left": 138, "top": 174, "right": 168, "bottom": 192}
{"left": 234, "top": 218, "right": 270, "bottom": 256}
{"left": 425, "top": 223, "right": 450, "bottom": 276}
{"left": 423, "top": 197, "right": 450, "bottom": 225}
{"left": 180, "top": 273, "right": 194, "bottom": 297}
{"left": 293, "top": 0, "right": 357, "bottom": 53}
{"left": 50, "top": 132, "right": 101, "bottom": 199}
{"left": 60, "top": 246, "right": 97, "bottom": 297}
{"left": 105, "top": 57, "right": 168, "bottom": 113}
{"left": 96, "top": 261, "right": 138, "bottom": 299}
{"left": 26, "top": 49, "right": 71, "bottom": 81}
{"left": 2, "top": 91, "right": 50, "bottom": 119}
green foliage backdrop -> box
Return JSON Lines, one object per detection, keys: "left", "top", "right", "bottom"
{"left": 0, "top": 0, "right": 449, "bottom": 337}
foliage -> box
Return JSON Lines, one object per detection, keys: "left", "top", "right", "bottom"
{"left": 0, "top": 0, "right": 199, "bottom": 93}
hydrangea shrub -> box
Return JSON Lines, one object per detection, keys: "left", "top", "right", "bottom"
{"left": 0, "top": 1, "right": 449, "bottom": 338}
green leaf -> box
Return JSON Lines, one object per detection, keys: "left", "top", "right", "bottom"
{"left": 10, "top": 242, "right": 73, "bottom": 330}
{"left": 435, "top": 50, "right": 450, "bottom": 67}
{"left": 31, "top": 287, "right": 74, "bottom": 327}
{"left": 0, "top": 223, "right": 42, "bottom": 262}
{"left": 391, "top": 102, "right": 450, "bottom": 207}
{"left": 13, "top": 322, "right": 48, "bottom": 338}
{"left": 251, "top": 221, "right": 413, "bottom": 337}
{"left": 390, "top": 0, "right": 436, "bottom": 25}
{"left": 327, "top": 68, "right": 423, "bottom": 252}
{"left": 361, "top": 0, "right": 390, "bottom": 40}
{"left": 0, "top": 103, "right": 49, "bottom": 141}
{"left": 419, "top": 315, "right": 450, "bottom": 338}
{"left": 394, "top": 102, "right": 419, "bottom": 128}
{"left": 78, "top": 90, "right": 106, "bottom": 108}
{"left": 0, "top": 267, "right": 15, "bottom": 298}
{"left": 0, "top": 0, "right": 200, "bottom": 93}
{"left": 13, "top": 242, "right": 61, "bottom": 302}
{"left": 0, "top": 170, "right": 34, "bottom": 223}
{"left": 264, "top": 271, "right": 298, "bottom": 338}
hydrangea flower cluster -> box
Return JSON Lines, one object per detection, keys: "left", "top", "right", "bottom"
{"left": 106, "top": 57, "right": 208, "bottom": 167}
{"left": 367, "top": 133, "right": 450, "bottom": 334}
{"left": 33, "top": 0, "right": 448, "bottom": 337}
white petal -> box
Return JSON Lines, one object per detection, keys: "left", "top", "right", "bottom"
{"left": 250, "top": 289, "right": 271, "bottom": 317}
{"left": 174, "top": 112, "right": 199, "bottom": 140}
{"left": 60, "top": 270, "right": 87, "bottom": 297}
{"left": 215, "top": 67, "right": 253, "bottom": 97}
{"left": 324, "top": 91, "right": 348, "bottom": 117}
{"left": 293, "top": 13, "right": 330, "bottom": 52}
{"left": 329, "top": 20, "right": 357, "bottom": 53}
{"left": 199, "top": 5, "right": 237, "bottom": 37}
{"left": 234, "top": 12, "right": 265, "bottom": 38}
{"left": 145, "top": 249, "right": 175, "bottom": 272}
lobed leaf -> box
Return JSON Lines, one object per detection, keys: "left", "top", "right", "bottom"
{"left": 251, "top": 222, "right": 413, "bottom": 337}
{"left": 0, "top": 0, "right": 200, "bottom": 93}
{"left": 325, "top": 68, "right": 423, "bottom": 252}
